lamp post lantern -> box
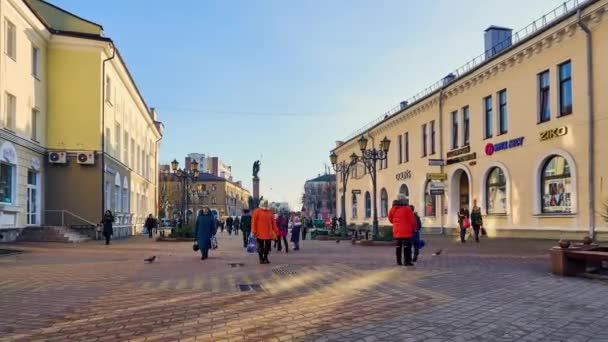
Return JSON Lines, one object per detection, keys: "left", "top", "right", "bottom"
{"left": 330, "top": 151, "right": 358, "bottom": 231}
{"left": 171, "top": 159, "right": 200, "bottom": 224}
{"left": 355, "top": 135, "right": 390, "bottom": 239}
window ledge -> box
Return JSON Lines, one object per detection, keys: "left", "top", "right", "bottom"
{"left": 0, "top": 204, "right": 19, "bottom": 212}
{"left": 557, "top": 113, "right": 573, "bottom": 118}
{"left": 534, "top": 213, "right": 577, "bottom": 218}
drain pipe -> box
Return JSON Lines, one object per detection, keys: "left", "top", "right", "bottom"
{"left": 438, "top": 87, "right": 445, "bottom": 235}
{"left": 577, "top": 10, "right": 595, "bottom": 239}
{"left": 101, "top": 43, "right": 116, "bottom": 217}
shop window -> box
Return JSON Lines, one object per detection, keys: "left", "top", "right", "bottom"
{"left": 0, "top": 163, "right": 15, "bottom": 204}
{"left": 351, "top": 194, "right": 358, "bottom": 218}
{"left": 424, "top": 181, "right": 436, "bottom": 217}
{"left": 380, "top": 188, "right": 388, "bottom": 218}
{"left": 541, "top": 155, "right": 572, "bottom": 213}
{"left": 486, "top": 167, "right": 507, "bottom": 215}
{"left": 365, "top": 191, "right": 371, "bottom": 218}
{"left": 559, "top": 61, "right": 572, "bottom": 116}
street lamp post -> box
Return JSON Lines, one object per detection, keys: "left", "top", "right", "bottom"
{"left": 171, "top": 159, "right": 200, "bottom": 225}
{"left": 329, "top": 151, "right": 359, "bottom": 230}
{"left": 354, "top": 135, "right": 390, "bottom": 239}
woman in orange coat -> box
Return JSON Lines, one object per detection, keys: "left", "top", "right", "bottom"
{"left": 388, "top": 195, "right": 417, "bottom": 266}
{"left": 252, "top": 201, "right": 278, "bottom": 264}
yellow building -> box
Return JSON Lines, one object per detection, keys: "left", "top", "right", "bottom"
{"left": 0, "top": 0, "right": 162, "bottom": 240}
{"left": 332, "top": 0, "right": 608, "bottom": 241}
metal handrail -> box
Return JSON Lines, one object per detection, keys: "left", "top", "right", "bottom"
{"left": 340, "top": 0, "right": 591, "bottom": 143}
{"left": 44, "top": 210, "right": 97, "bottom": 227}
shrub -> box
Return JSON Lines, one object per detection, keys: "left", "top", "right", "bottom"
{"left": 171, "top": 226, "right": 194, "bottom": 238}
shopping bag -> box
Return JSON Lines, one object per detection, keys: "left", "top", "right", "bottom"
{"left": 192, "top": 243, "right": 199, "bottom": 252}
{"left": 481, "top": 227, "right": 488, "bottom": 236}
{"left": 143, "top": 227, "right": 149, "bottom": 235}
{"left": 462, "top": 218, "right": 471, "bottom": 229}
{"left": 211, "top": 235, "right": 218, "bottom": 249}
{"left": 418, "top": 239, "right": 426, "bottom": 249}
{"left": 247, "top": 234, "right": 256, "bottom": 253}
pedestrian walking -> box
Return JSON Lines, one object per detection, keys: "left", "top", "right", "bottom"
{"left": 302, "top": 218, "right": 309, "bottom": 240}
{"left": 234, "top": 216, "right": 240, "bottom": 236}
{"left": 219, "top": 219, "right": 225, "bottom": 234}
{"left": 95, "top": 223, "right": 102, "bottom": 240}
{"left": 290, "top": 214, "right": 302, "bottom": 251}
{"left": 144, "top": 214, "right": 156, "bottom": 239}
{"left": 240, "top": 209, "right": 252, "bottom": 248}
{"left": 470, "top": 200, "right": 483, "bottom": 243}
{"left": 410, "top": 205, "right": 422, "bottom": 262}
{"left": 101, "top": 210, "right": 114, "bottom": 245}
{"left": 226, "top": 216, "right": 234, "bottom": 235}
{"left": 195, "top": 208, "right": 217, "bottom": 260}
{"left": 276, "top": 213, "right": 289, "bottom": 253}
{"left": 252, "top": 201, "right": 278, "bottom": 264}
{"left": 388, "top": 195, "right": 416, "bottom": 266}
{"left": 458, "top": 207, "right": 470, "bottom": 243}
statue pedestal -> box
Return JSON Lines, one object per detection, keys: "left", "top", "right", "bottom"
{"left": 253, "top": 176, "right": 260, "bottom": 201}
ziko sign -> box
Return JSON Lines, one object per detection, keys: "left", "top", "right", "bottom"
{"left": 485, "top": 137, "right": 524, "bottom": 156}
{"left": 395, "top": 170, "right": 412, "bottom": 181}
{"left": 540, "top": 126, "right": 568, "bottom": 141}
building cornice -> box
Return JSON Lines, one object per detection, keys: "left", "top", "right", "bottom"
{"left": 10, "top": 0, "right": 51, "bottom": 43}
{"left": 0, "top": 130, "right": 46, "bottom": 155}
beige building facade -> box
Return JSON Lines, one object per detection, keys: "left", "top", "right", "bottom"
{"left": 332, "top": 0, "right": 608, "bottom": 240}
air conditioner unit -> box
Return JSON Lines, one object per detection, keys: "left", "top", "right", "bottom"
{"left": 76, "top": 152, "right": 95, "bottom": 165}
{"left": 48, "top": 151, "right": 67, "bottom": 164}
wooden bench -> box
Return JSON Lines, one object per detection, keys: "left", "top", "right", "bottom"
{"left": 551, "top": 246, "right": 608, "bottom": 276}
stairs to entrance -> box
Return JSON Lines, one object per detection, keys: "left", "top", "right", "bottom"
{"left": 17, "top": 226, "right": 91, "bottom": 243}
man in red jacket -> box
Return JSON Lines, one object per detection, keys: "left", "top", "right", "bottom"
{"left": 388, "top": 195, "right": 417, "bottom": 266}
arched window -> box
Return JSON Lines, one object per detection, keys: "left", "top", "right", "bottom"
{"left": 486, "top": 167, "right": 507, "bottom": 214}
{"left": 424, "top": 181, "right": 436, "bottom": 217}
{"left": 399, "top": 184, "right": 409, "bottom": 203}
{"left": 541, "top": 155, "right": 572, "bottom": 213}
{"left": 365, "top": 191, "right": 371, "bottom": 218}
{"left": 351, "top": 194, "right": 358, "bottom": 218}
{"left": 380, "top": 188, "right": 388, "bottom": 217}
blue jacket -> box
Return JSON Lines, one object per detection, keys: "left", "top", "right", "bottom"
{"left": 195, "top": 211, "right": 217, "bottom": 250}
{"left": 413, "top": 213, "right": 422, "bottom": 242}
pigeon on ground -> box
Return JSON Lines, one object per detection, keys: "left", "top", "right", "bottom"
{"left": 144, "top": 256, "right": 156, "bottom": 263}
{"left": 336, "top": 239, "right": 340, "bottom": 244}
{"left": 432, "top": 249, "right": 442, "bottom": 256}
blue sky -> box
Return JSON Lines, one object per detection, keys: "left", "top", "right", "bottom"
{"left": 53, "top": 0, "right": 562, "bottom": 209}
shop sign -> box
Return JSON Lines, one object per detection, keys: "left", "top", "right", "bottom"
{"left": 428, "top": 159, "right": 445, "bottom": 166}
{"left": 351, "top": 189, "right": 361, "bottom": 195}
{"left": 446, "top": 146, "right": 470, "bottom": 158}
{"left": 428, "top": 181, "right": 446, "bottom": 191}
{"left": 427, "top": 173, "right": 447, "bottom": 181}
{"left": 540, "top": 126, "right": 568, "bottom": 141}
{"left": 429, "top": 189, "right": 445, "bottom": 196}
{"left": 485, "top": 137, "right": 524, "bottom": 156}
{"left": 31, "top": 157, "right": 41, "bottom": 171}
{"left": 446, "top": 153, "right": 477, "bottom": 165}
{"left": 395, "top": 170, "right": 412, "bottom": 181}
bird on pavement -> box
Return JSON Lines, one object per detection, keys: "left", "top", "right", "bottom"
{"left": 336, "top": 239, "right": 340, "bottom": 244}
{"left": 144, "top": 256, "right": 156, "bottom": 263}
{"left": 432, "top": 249, "right": 442, "bottom": 256}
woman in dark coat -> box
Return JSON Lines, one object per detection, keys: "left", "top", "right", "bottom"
{"left": 144, "top": 214, "right": 156, "bottom": 239}
{"left": 457, "top": 207, "right": 470, "bottom": 243}
{"left": 101, "top": 210, "right": 114, "bottom": 245}
{"left": 195, "top": 208, "right": 217, "bottom": 260}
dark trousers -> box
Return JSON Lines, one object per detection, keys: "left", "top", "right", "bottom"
{"left": 395, "top": 238, "right": 412, "bottom": 265}
{"left": 257, "top": 239, "right": 272, "bottom": 262}
{"left": 104, "top": 233, "right": 111, "bottom": 245}
{"left": 227, "top": 226, "right": 233, "bottom": 235}
{"left": 302, "top": 228, "right": 308, "bottom": 240}
{"left": 277, "top": 236, "right": 288, "bottom": 252}
{"left": 460, "top": 227, "right": 467, "bottom": 242}
{"left": 148, "top": 227, "right": 153, "bottom": 238}
{"left": 472, "top": 224, "right": 481, "bottom": 242}
{"left": 200, "top": 248, "right": 209, "bottom": 259}
{"left": 242, "top": 230, "right": 251, "bottom": 248}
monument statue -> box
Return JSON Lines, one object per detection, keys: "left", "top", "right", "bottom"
{"left": 253, "top": 160, "right": 260, "bottom": 178}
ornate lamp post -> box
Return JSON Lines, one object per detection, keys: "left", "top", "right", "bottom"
{"left": 171, "top": 159, "right": 200, "bottom": 224}
{"left": 329, "top": 151, "right": 359, "bottom": 230}
{"left": 355, "top": 135, "right": 390, "bottom": 239}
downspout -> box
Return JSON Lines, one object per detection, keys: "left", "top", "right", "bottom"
{"left": 577, "top": 10, "right": 595, "bottom": 239}
{"left": 154, "top": 134, "right": 162, "bottom": 217}
{"left": 438, "top": 87, "right": 445, "bottom": 235}
{"left": 101, "top": 43, "right": 116, "bottom": 217}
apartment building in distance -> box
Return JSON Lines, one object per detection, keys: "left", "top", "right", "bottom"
{"left": 332, "top": 0, "right": 608, "bottom": 241}
{"left": 0, "top": 0, "right": 162, "bottom": 241}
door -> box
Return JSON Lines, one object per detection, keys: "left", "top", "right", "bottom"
{"left": 27, "top": 170, "right": 39, "bottom": 225}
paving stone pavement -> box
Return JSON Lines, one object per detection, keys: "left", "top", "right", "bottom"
{"left": 0, "top": 234, "right": 606, "bottom": 341}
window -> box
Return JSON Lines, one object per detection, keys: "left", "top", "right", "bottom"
{"left": 398, "top": 134, "right": 403, "bottom": 164}
{"left": 104, "top": 181, "right": 111, "bottom": 210}
{"left": 424, "top": 180, "right": 436, "bottom": 217}
{"left": 486, "top": 167, "right": 507, "bottom": 215}
{"left": 5, "top": 93, "right": 16, "bottom": 130}
{"left": 380, "top": 188, "right": 388, "bottom": 218}
{"left": 351, "top": 194, "right": 358, "bottom": 218}
{"left": 123, "top": 183, "right": 129, "bottom": 213}
{"left": 0, "top": 163, "right": 15, "bottom": 204}
{"left": 430, "top": 121, "right": 436, "bottom": 154}
{"left": 399, "top": 184, "right": 409, "bottom": 202}
{"left": 539, "top": 70, "right": 550, "bottom": 122}
{"left": 136, "top": 145, "right": 141, "bottom": 173}
{"left": 130, "top": 138, "right": 135, "bottom": 168}
{"left": 115, "top": 184, "right": 121, "bottom": 212}
{"left": 32, "top": 46, "right": 41, "bottom": 78}
{"left": 462, "top": 106, "right": 470, "bottom": 146}
{"left": 365, "top": 191, "right": 371, "bottom": 218}
{"left": 451, "top": 111, "right": 458, "bottom": 149}
{"left": 31, "top": 109, "right": 40, "bottom": 141}
{"left": 541, "top": 155, "right": 572, "bottom": 213}
{"left": 105, "top": 76, "right": 112, "bottom": 103}
{"left": 105, "top": 128, "right": 111, "bottom": 154}
{"left": 559, "top": 61, "right": 572, "bottom": 116}
{"left": 484, "top": 96, "right": 493, "bottom": 139}
{"left": 421, "top": 124, "right": 427, "bottom": 156}
{"left": 115, "top": 123, "right": 121, "bottom": 159}
{"left": 124, "top": 132, "right": 129, "bottom": 164}
{"left": 498, "top": 90, "right": 508, "bottom": 135}
{"left": 5, "top": 20, "right": 16, "bottom": 60}
{"left": 404, "top": 132, "right": 409, "bottom": 162}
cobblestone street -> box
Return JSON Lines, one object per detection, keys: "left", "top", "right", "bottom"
{"left": 1, "top": 234, "right": 607, "bottom": 342}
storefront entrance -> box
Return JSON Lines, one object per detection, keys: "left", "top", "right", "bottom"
{"left": 459, "top": 172, "right": 470, "bottom": 211}
{"left": 27, "top": 170, "right": 39, "bottom": 225}
{"left": 449, "top": 168, "right": 471, "bottom": 225}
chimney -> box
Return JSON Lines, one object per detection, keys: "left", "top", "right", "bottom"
{"left": 484, "top": 26, "right": 513, "bottom": 60}
{"left": 399, "top": 101, "right": 409, "bottom": 110}
{"left": 150, "top": 107, "right": 159, "bottom": 121}
{"left": 442, "top": 73, "right": 456, "bottom": 86}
